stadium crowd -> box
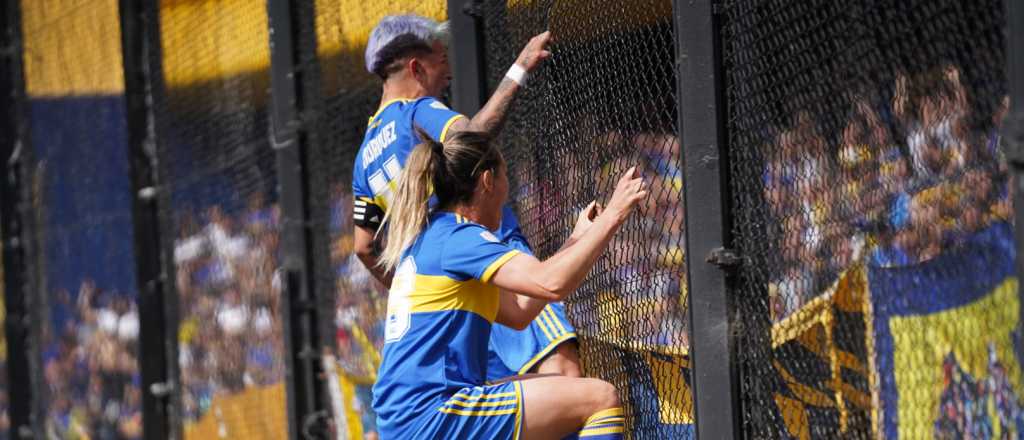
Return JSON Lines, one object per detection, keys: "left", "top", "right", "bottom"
{"left": 170, "top": 188, "right": 386, "bottom": 437}
{"left": 327, "top": 185, "right": 385, "bottom": 439}
{"left": 763, "top": 64, "right": 1012, "bottom": 321}
{"left": 172, "top": 197, "right": 287, "bottom": 424}
{"left": 30, "top": 59, "right": 1014, "bottom": 436}
{"left": 42, "top": 281, "right": 143, "bottom": 439}
{"left": 507, "top": 123, "right": 689, "bottom": 351}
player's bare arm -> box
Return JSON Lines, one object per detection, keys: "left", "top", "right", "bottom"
{"left": 491, "top": 168, "right": 646, "bottom": 327}
{"left": 353, "top": 225, "right": 393, "bottom": 287}
{"left": 494, "top": 200, "right": 601, "bottom": 329}
{"left": 450, "top": 31, "right": 553, "bottom": 136}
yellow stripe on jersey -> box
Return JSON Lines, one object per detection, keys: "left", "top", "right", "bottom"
{"left": 444, "top": 399, "right": 518, "bottom": 408}
{"left": 438, "top": 407, "right": 517, "bottom": 416}
{"left": 440, "top": 114, "right": 467, "bottom": 142}
{"left": 481, "top": 250, "right": 521, "bottom": 283}
{"left": 513, "top": 382, "right": 524, "bottom": 440}
{"left": 546, "top": 307, "right": 570, "bottom": 335}
{"left": 540, "top": 308, "right": 561, "bottom": 340}
{"left": 449, "top": 391, "right": 517, "bottom": 401}
{"left": 534, "top": 313, "right": 556, "bottom": 341}
{"left": 409, "top": 274, "right": 503, "bottom": 322}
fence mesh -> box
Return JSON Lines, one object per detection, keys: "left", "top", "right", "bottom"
{"left": 296, "top": 1, "right": 448, "bottom": 437}
{"left": 480, "top": 1, "right": 693, "bottom": 438}
{"left": 151, "top": 1, "right": 287, "bottom": 437}
{"left": 18, "top": 0, "right": 144, "bottom": 438}
{"left": 3, "top": 0, "right": 1022, "bottom": 438}
{"left": 721, "top": 1, "right": 1016, "bottom": 438}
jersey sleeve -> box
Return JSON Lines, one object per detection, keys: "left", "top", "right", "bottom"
{"left": 411, "top": 97, "right": 466, "bottom": 142}
{"left": 351, "top": 160, "right": 384, "bottom": 229}
{"left": 351, "top": 159, "right": 373, "bottom": 200}
{"left": 497, "top": 204, "right": 534, "bottom": 256}
{"left": 443, "top": 224, "right": 521, "bottom": 283}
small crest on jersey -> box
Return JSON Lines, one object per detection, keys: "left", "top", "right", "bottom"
{"left": 430, "top": 101, "right": 449, "bottom": 110}
{"left": 480, "top": 230, "right": 499, "bottom": 243}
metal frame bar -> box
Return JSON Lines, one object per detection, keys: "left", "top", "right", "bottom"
{"left": 673, "top": 0, "right": 742, "bottom": 438}
{"left": 447, "top": 0, "right": 489, "bottom": 115}
{"left": 0, "top": 2, "right": 41, "bottom": 437}
{"left": 266, "top": 0, "right": 329, "bottom": 438}
{"left": 117, "top": 1, "right": 176, "bottom": 438}
{"left": 1008, "top": 0, "right": 1024, "bottom": 290}
{"left": 1009, "top": 0, "right": 1023, "bottom": 123}
{"left": 136, "top": 0, "right": 186, "bottom": 436}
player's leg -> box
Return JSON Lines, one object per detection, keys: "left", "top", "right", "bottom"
{"left": 519, "top": 375, "right": 624, "bottom": 440}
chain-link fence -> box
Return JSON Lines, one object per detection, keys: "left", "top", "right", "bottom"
{"left": 18, "top": 0, "right": 143, "bottom": 437}
{"left": 0, "top": 0, "right": 1021, "bottom": 438}
{"left": 151, "top": 1, "right": 288, "bottom": 437}
{"left": 722, "top": 1, "right": 1015, "bottom": 438}
{"left": 480, "top": 1, "right": 693, "bottom": 438}
{"left": 295, "top": 2, "right": 449, "bottom": 437}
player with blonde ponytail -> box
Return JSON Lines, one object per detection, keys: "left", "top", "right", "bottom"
{"left": 371, "top": 129, "right": 646, "bottom": 439}
{"left": 375, "top": 132, "right": 436, "bottom": 271}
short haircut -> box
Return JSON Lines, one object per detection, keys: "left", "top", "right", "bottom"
{"left": 365, "top": 15, "right": 450, "bottom": 79}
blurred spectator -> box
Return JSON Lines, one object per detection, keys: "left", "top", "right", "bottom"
{"left": 765, "top": 63, "right": 1011, "bottom": 322}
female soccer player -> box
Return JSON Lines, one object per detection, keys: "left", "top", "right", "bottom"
{"left": 371, "top": 129, "right": 646, "bottom": 439}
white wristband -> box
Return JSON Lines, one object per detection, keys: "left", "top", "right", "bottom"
{"left": 505, "top": 63, "right": 528, "bottom": 87}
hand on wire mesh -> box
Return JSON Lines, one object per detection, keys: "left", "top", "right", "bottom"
{"left": 515, "top": 30, "right": 553, "bottom": 72}
{"left": 570, "top": 200, "right": 604, "bottom": 241}
{"left": 603, "top": 166, "right": 648, "bottom": 225}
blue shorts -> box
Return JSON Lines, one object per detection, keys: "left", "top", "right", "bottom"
{"left": 487, "top": 302, "right": 577, "bottom": 380}
{"left": 388, "top": 381, "right": 524, "bottom": 439}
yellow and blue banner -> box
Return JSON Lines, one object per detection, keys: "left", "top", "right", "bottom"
{"left": 868, "top": 221, "right": 1022, "bottom": 439}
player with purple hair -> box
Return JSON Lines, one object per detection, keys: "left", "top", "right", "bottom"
{"left": 352, "top": 14, "right": 583, "bottom": 385}
{"left": 350, "top": 13, "right": 624, "bottom": 440}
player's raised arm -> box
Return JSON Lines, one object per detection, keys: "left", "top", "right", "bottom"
{"left": 447, "top": 31, "right": 553, "bottom": 137}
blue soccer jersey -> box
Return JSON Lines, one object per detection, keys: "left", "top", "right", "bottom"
{"left": 372, "top": 212, "right": 523, "bottom": 438}
{"left": 352, "top": 97, "right": 464, "bottom": 213}
{"left": 352, "top": 96, "right": 576, "bottom": 384}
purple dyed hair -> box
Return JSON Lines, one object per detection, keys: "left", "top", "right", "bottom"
{"left": 365, "top": 15, "right": 449, "bottom": 75}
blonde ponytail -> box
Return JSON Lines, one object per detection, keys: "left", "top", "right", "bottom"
{"left": 378, "top": 132, "right": 439, "bottom": 271}
{"left": 377, "top": 128, "right": 503, "bottom": 271}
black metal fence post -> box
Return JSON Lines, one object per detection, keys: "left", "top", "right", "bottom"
{"left": 447, "top": 0, "right": 488, "bottom": 115}
{"left": 118, "top": 1, "right": 177, "bottom": 438}
{"left": 673, "top": 1, "right": 742, "bottom": 439}
{"left": 0, "top": 2, "right": 40, "bottom": 438}
{"left": 1008, "top": 0, "right": 1024, "bottom": 288}
{"left": 266, "top": 0, "right": 330, "bottom": 438}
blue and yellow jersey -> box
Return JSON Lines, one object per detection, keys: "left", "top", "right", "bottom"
{"left": 372, "top": 211, "right": 521, "bottom": 435}
{"left": 352, "top": 97, "right": 464, "bottom": 213}
{"left": 351, "top": 96, "right": 531, "bottom": 249}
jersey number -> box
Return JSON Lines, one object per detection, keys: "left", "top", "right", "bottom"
{"left": 384, "top": 257, "right": 416, "bottom": 342}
